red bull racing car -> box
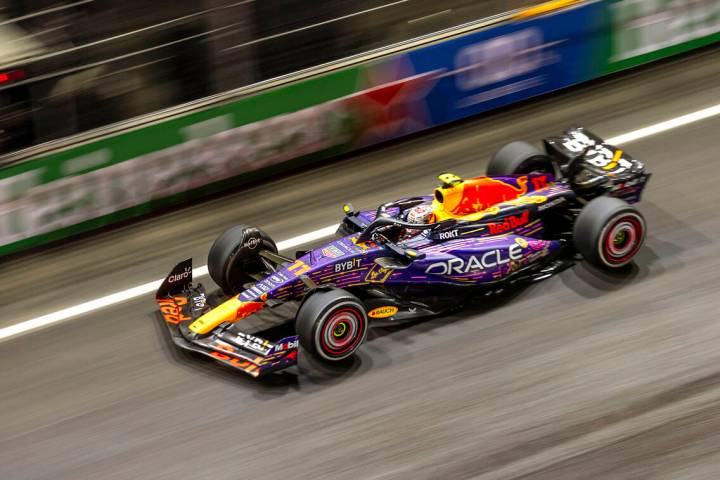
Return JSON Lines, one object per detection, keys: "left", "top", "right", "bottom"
{"left": 156, "top": 127, "right": 650, "bottom": 377}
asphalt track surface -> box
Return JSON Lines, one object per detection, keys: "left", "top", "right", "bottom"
{"left": 2, "top": 46, "right": 720, "bottom": 479}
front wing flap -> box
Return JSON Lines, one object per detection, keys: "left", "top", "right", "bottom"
{"left": 155, "top": 260, "right": 298, "bottom": 377}
{"left": 157, "top": 293, "right": 298, "bottom": 377}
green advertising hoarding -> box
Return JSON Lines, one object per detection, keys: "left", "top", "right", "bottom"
{"left": 607, "top": 0, "right": 720, "bottom": 72}
{"left": 0, "top": 67, "right": 366, "bottom": 255}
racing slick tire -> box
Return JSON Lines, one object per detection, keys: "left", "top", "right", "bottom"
{"left": 207, "top": 225, "right": 277, "bottom": 294}
{"left": 296, "top": 289, "right": 368, "bottom": 363}
{"left": 573, "top": 196, "right": 646, "bottom": 269}
{"left": 488, "top": 141, "right": 554, "bottom": 176}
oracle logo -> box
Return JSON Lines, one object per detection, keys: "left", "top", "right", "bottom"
{"left": 425, "top": 244, "right": 523, "bottom": 275}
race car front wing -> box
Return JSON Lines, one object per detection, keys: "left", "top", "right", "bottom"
{"left": 155, "top": 259, "right": 299, "bottom": 377}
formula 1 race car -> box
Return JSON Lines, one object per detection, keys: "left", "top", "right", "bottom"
{"left": 155, "top": 126, "right": 650, "bottom": 377}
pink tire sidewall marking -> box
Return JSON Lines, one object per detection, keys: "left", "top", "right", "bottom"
{"left": 598, "top": 212, "right": 645, "bottom": 267}
{"left": 317, "top": 305, "right": 366, "bottom": 359}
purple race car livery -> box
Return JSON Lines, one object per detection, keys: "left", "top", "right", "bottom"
{"left": 155, "top": 127, "right": 650, "bottom": 377}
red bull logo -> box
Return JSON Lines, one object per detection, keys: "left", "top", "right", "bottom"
{"left": 236, "top": 292, "right": 268, "bottom": 320}
{"left": 445, "top": 176, "right": 529, "bottom": 216}
{"left": 234, "top": 300, "right": 265, "bottom": 320}
{"left": 488, "top": 210, "right": 530, "bottom": 235}
{"left": 156, "top": 296, "right": 191, "bottom": 324}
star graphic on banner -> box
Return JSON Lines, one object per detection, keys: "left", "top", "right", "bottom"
{"left": 344, "top": 56, "right": 443, "bottom": 147}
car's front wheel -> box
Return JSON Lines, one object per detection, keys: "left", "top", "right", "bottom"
{"left": 573, "top": 196, "right": 646, "bottom": 269}
{"left": 296, "top": 289, "right": 368, "bottom": 363}
{"left": 207, "top": 225, "right": 277, "bottom": 294}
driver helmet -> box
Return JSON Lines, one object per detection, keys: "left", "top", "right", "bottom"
{"left": 400, "top": 204, "right": 434, "bottom": 241}
{"left": 405, "top": 204, "right": 433, "bottom": 225}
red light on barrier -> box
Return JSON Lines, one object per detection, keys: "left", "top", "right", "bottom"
{"left": 0, "top": 69, "right": 26, "bottom": 85}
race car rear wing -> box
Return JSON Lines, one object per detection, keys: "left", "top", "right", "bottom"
{"left": 543, "top": 126, "right": 649, "bottom": 202}
{"left": 155, "top": 259, "right": 298, "bottom": 377}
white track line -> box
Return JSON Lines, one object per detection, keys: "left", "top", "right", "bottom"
{"left": 607, "top": 103, "right": 720, "bottom": 145}
{"left": 2, "top": 103, "right": 720, "bottom": 341}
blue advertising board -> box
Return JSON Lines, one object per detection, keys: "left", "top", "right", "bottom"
{"left": 399, "top": 2, "right": 606, "bottom": 125}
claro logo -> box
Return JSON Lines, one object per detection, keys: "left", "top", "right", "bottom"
{"left": 168, "top": 267, "right": 192, "bottom": 283}
{"left": 425, "top": 244, "right": 523, "bottom": 275}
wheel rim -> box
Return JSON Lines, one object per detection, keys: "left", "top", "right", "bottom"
{"left": 319, "top": 307, "right": 364, "bottom": 358}
{"left": 600, "top": 213, "right": 644, "bottom": 266}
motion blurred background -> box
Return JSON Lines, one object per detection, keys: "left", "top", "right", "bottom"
{"left": 0, "top": 0, "right": 534, "bottom": 155}
{"left": 2, "top": 1, "right": 720, "bottom": 479}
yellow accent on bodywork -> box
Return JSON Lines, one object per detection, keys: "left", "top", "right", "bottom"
{"left": 431, "top": 180, "right": 465, "bottom": 221}
{"left": 513, "top": 0, "right": 580, "bottom": 20}
{"left": 603, "top": 149, "right": 623, "bottom": 171}
{"left": 287, "top": 260, "right": 304, "bottom": 271}
{"left": 189, "top": 296, "right": 244, "bottom": 334}
{"left": 288, "top": 259, "right": 311, "bottom": 276}
{"left": 438, "top": 172, "right": 463, "bottom": 185}
{"left": 368, "top": 306, "right": 399, "bottom": 319}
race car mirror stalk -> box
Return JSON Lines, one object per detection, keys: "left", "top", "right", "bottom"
{"left": 155, "top": 126, "right": 650, "bottom": 378}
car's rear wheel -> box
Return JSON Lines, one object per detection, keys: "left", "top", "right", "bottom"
{"left": 573, "top": 196, "right": 646, "bottom": 269}
{"left": 296, "top": 289, "right": 368, "bottom": 363}
{"left": 207, "top": 225, "right": 277, "bottom": 294}
{"left": 488, "top": 141, "right": 555, "bottom": 176}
